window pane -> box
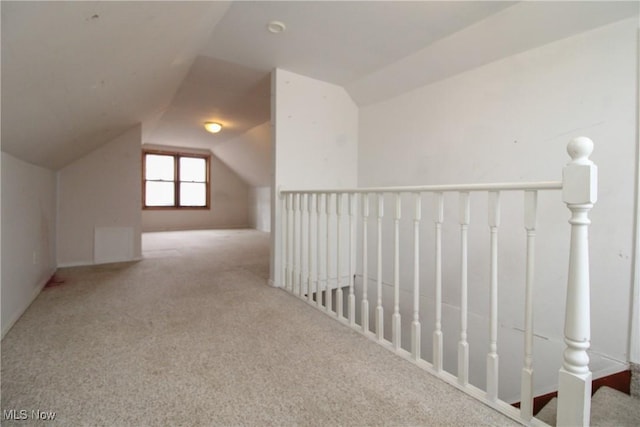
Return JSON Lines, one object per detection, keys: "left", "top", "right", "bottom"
{"left": 180, "top": 183, "right": 206, "bottom": 206}
{"left": 146, "top": 182, "right": 175, "bottom": 206}
{"left": 180, "top": 157, "right": 206, "bottom": 182}
{"left": 146, "top": 155, "right": 174, "bottom": 180}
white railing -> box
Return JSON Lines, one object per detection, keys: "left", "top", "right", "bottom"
{"left": 277, "top": 137, "right": 597, "bottom": 426}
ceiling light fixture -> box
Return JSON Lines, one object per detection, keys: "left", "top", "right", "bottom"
{"left": 204, "top": 122, "right": 222, "bottom": 133}
{"left": 267, "top": 20, "right": 286, "bottom": 34}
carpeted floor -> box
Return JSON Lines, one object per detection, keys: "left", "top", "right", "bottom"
{"left": 535, "top": 386, "right": 640, "bottom": 426}
{"left": 1, "top": 229, "right": 516, "bottom": 426}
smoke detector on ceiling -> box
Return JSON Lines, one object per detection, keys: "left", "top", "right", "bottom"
{"left": 267, "top": 21, "right": 286, "bottom": 34}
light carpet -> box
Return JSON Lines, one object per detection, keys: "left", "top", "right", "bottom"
{"left": 535, "top": 386, "right": 640, "bottom": 427}
{"left": 2, "top": 229, "right": 517, "bottom": 426}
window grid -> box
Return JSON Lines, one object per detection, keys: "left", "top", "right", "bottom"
{"left": 142, "top": 150, "right": 210, "bottom": 210}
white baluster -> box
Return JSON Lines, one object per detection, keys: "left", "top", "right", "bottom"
{"left": 287, "top": 194, "right": 294, "bottom": 292}
{"left": 411, "top": 192, "right": 422, "bottom": 360}
{"left": 294, "top": 193, "right": 302, "bottom": 296}
{"left": 317, "top": 194, "right": 323, "bottom": 308}
{"left": 521, "top": 190, "right": 537, "bottom": 421}
{"left": 557, "top": 137, "right": 597, "bottom": 427}
{"left": 301, "top": 193, "right": 308, "bottom": 298}
{"left": 362, "top": 193, "right": 370, "bottom": 333}
{"left": 392, "top": 193, "right": 402, "bottom": 351}
{"left": 283, "top": 193, "right": 289, "bottom": 290}
{"left": 308, "top": 194, "right": 315, "bottom": 303}
{"left": 326, "top": 193, "right": 333, "bottom": 314}
{"left": 433, "top": 192, "right": 444, "bottom": 372}
{"left": 376, "top": 194, "right": 384, "bottom": 341}
{"left": 348, "top": 193, "right": 356, "bottom": 326}
{"left": 458, "top": 191, "right": 470, "bottom": 386}
{"left": 487, "top": 191, "right": 500, "bottom": 401}
{"left": 291, "top": 194, "right": 297, "bottom": 294}
{"left": 336, "top": 193, "right": 344, "bottom": 318}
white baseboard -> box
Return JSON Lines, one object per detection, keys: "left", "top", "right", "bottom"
{"left": 57, "top": 256, "right": 143, "bottom": 268}
{"left": 141, "top": 225, "right": 252, "bottom": 233}
{"left": 56, "top": 260, "right": 93, "bottom": 268}
{"left": 1, "top": 267, "right": 56, "bottom": 340}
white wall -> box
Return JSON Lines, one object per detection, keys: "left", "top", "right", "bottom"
{"left": 630, "top": 26, "right": 640, "bottom": 367}
{"left": 212, "top": 121, "right": 273, "bottom": 234}
{"left": 250, "top": 186, "right": 271, "bottom": 232}
{"left": 272, "top": 69, "right": 358, "bottom": 190}
{"left": 213, "top": 121, "right": 272, "bottom": 187}
{"left": 57, "top": 125, "right": 142, "bottom": 266}
{"left": 270, "top": 68, "right": 359, "bottom": 286}
{"left": 1, "top": 153, "right": 57, "bottom": 337}
{"left": 358, "top": 18, "right": 637, "bottom": 402}
{"left": 142, "top": 151, "right": 249, "bottom": 232}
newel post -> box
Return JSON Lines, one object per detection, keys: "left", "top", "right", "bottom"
{"left": 557, "top": 137, "right": 597, "bottom": 427}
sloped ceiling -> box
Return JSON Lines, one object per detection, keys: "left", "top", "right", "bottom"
{"left": 199, "top": 1, "right": 516, "bottom": 86}
{"left": 347, "top": 1, "right": 640, "bottom": 105}
{"left": 148, "top": 56, "right": 270, "bottom": 151}
{"left": 211, "top": 121, "right": 272, "bottom": 187}
{"left": 1, "top": 1, "right": 230, "bottom": 169}
{"left": 2, "top": 1, "right": 638, "bottom": 175}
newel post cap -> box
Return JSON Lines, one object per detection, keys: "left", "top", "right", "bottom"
{"left": 567, "top": 137, "right": 594, "bottom": 165}
{"left": 563, "top": 137, "right": 597, "bottom": 205}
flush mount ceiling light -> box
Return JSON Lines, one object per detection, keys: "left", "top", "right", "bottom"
{"left": 204, "top": 122, "right": 222, "bottom": 134}
{"left": 267, "top": 20, "right": 286, "bottom": 34}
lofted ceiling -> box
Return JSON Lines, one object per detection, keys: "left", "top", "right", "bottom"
{"left": 148, "top": 55, "right": 270, "bottom": 151}
{"left": 1, "top": 1, "right": 231, "bottom": 169}
{"left": 2, "top": 1, "right": 639, "bottom": 180}
{"left": 199, "top": 1, "right": 516, "bottom": 86}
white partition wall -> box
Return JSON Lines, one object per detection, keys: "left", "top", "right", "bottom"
{"left": 270, "top": 68, "right": 358, "bottom": 287}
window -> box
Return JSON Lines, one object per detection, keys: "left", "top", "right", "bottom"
{"left": 142, "top": 150, "right": 210, "bottom": 209}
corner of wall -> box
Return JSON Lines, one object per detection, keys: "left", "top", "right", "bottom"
{"left": 1, "top": 152, "right": 58, "bottom": 339}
